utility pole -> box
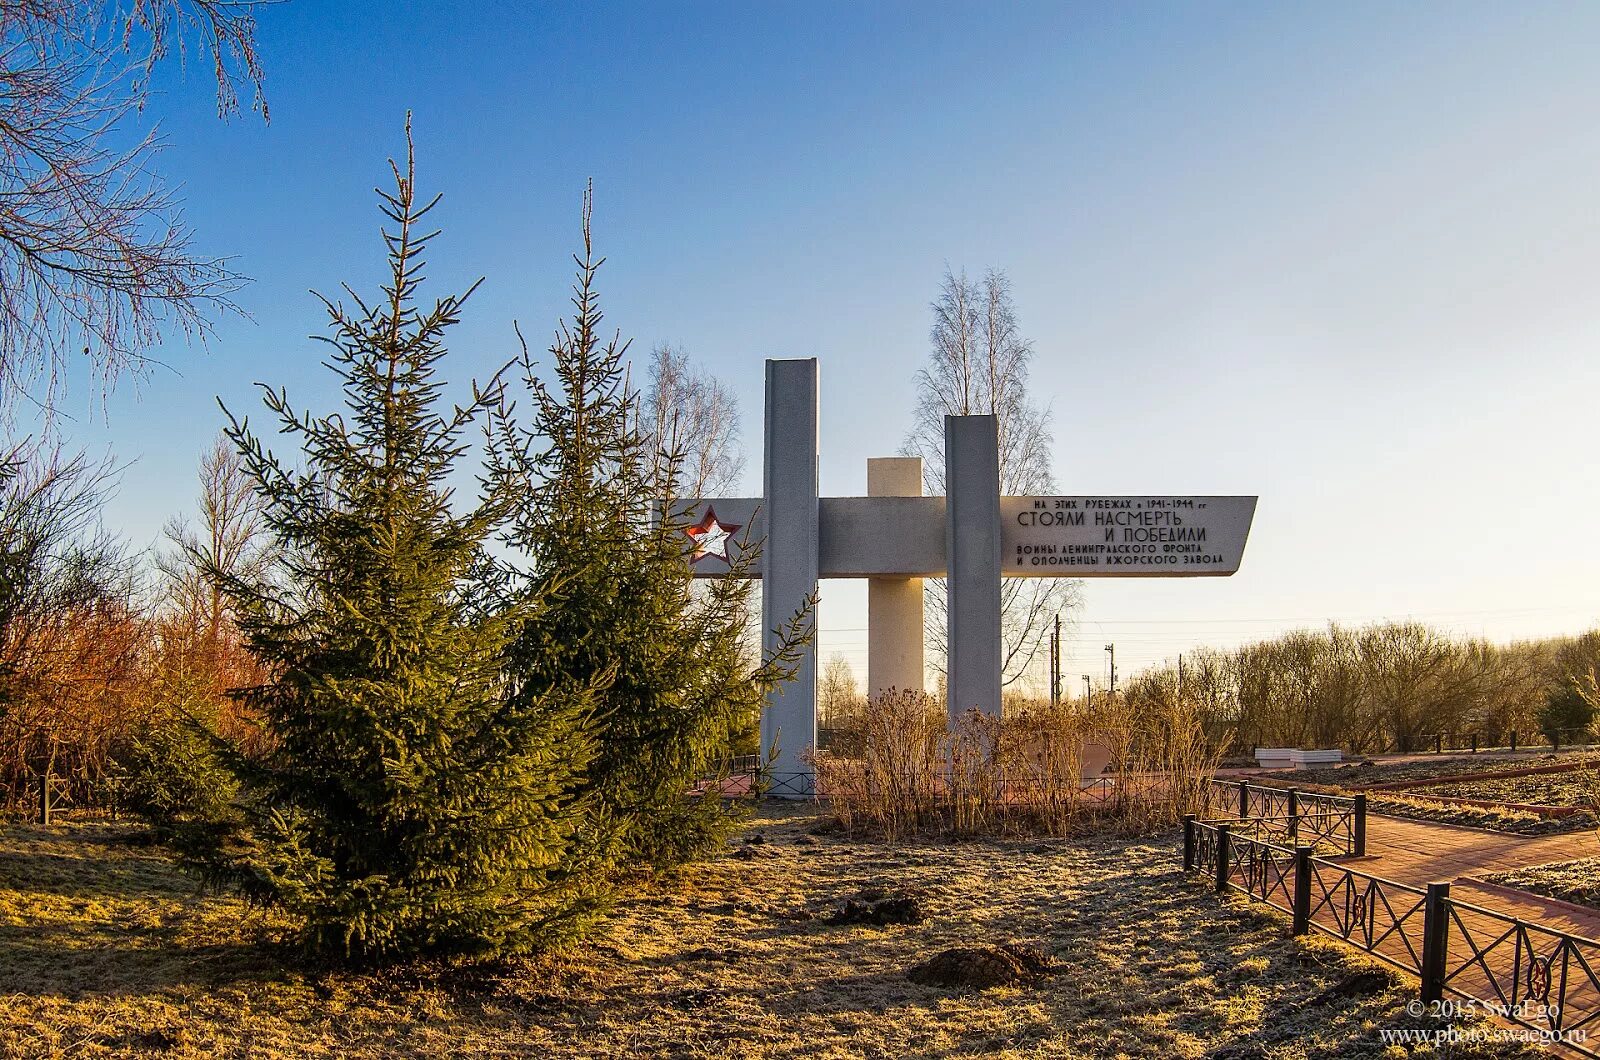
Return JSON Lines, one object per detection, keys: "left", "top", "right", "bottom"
{"left": 1042, "top": 630, "right": 1055, "bottom": 704}
{"left": 1082, "top": 674, "right": 1091, "bottom": 704}
{"left": 1051, "top": 614, "right": 1062, "bottom": 706}
{"left": 1105, "top": 643, "right": 1116, "bottom": 698}
{"left": 1047, "top": 628, "right": 1055, "bottom": 704}
{"left": 1177, "top": 652, "right": 1184, "bottom": 702}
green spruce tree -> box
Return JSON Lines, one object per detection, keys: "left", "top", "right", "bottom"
{"left": 212, "top": 127, "right": 602, "bottom": 961}
{"left": 490, "top": 189, "right": 809, "bottom": 867}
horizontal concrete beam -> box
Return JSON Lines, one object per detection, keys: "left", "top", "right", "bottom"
{"left": 821, "top": 496, "right": 945, "bottom": 576}
{"left": 678, "top": 496, "right": 945, "bottom": 578}
{"left": 680, "top": 493, "right": 1258, "bottom": 580}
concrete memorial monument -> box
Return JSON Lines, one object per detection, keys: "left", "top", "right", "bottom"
{"left": 686, "top": 358, "right": 1257, "bottom": 797}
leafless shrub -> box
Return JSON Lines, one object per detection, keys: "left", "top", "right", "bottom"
{"left": 0, "top": 443, "right": 150, "bottom": 809}
{"left": 811, "top": 689, "right": 943, "bottom": 839}
{"left": 811, "top": 687, "right": 1223, "bottom": 839}
{"left": 0, "top": 432, "right": 274, "bottom": 814}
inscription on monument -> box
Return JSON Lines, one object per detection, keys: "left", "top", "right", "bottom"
{"left": 1002, "top": 496, "right": 1257, "bottom": 577}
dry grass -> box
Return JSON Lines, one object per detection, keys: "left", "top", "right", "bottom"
{"left": 1267, "top": 752, "right": 1600, "bottom": 835}
{"left": 1424, "top": 772, "right": 1600, "bottom": 809}
{"left": 0, "top": 808, "right": 1534, "bottom": 1059}
{"left": 1485, "top": 857, "right": 1600, "bottom": 912}
{"left": 1278, "top": 751, "right": 1600, "bottom": 789}
{"left": 812, "top": 692, "right": 1221, "bottom": 840}
{"left": 1364, "top": 794, "right": 1590, "bottom": 835}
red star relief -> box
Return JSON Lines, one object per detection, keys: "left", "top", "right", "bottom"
{"left": 685, "top": 506, "right": 741, "bottom": 564}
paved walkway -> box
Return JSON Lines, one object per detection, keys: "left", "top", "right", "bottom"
{"left": 1357, "top": 812, "right": 1600, "bottom": 935}
{"left": 1204, "top": 762, "right": 1600, "bottom": 1048}
{"left": 1280, "top": 811, "right": 1600, "bottom": 1051}
{"left": 1361, "top": 813, "right": 1595, "bottom": 887}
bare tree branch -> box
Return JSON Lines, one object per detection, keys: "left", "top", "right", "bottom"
{"left": 638, "top": 342, "right": 743, "bottom": 500}
{"left": 902, "top": 266, "right": 1080, "bottom": 687}
{"left": 0, "top": 1, "right": 271, "bottom": 417}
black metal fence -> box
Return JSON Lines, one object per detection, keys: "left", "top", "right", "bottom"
{"left": 1204, "top": 778, "right": 1366, "bottom": 857}
{"left": 720, "top": 754, "right": 762, "bottom": 776}
{"left": 1408, "top": 728, "right": 1594, "bottom": 755}
{"left": 1184, "top": 817, "right": 1599, "bottom": 1052}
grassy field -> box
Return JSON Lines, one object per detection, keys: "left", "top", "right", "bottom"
{"left": 1276, "top": 750, "right": 1600, "bottom": 789}
{"left": 1265, "top": 752, "right": 1600, "bottom": 834}
{"left": 1486, "top": 857, "right": 1600, "bottom": 913}
{"left": 1422, "top": 771, "right": 1598, "bottom": 809}
{"left": 1364, "top": 794, "right": 1595, "bottom": 836}
{"left": 0, "top": 808, "right": 1534, "bottom": 1059}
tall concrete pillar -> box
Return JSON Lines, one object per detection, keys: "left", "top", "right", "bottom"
{"left": 760, "top": 358, "right": 820, "bottom": 796}
{"left": 867, "top": 457, "right": 925, "bottom": 696}
{"left": 944, "top": 415, "right": 1002, "bottom": 720}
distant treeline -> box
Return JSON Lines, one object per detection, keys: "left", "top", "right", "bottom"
{"left": 1120, "top": 623, "right": 1600, "bottom": 755}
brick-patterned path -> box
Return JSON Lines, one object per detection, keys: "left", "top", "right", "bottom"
{"left": 1206, "top": 758, "right": 1600, "bottom": 1047}
{"left": 1359, "top": 812, "right": 1596, "bottom": 910}
{"left": 1289, "top": 812, "right": 1600, "bottom": 1051}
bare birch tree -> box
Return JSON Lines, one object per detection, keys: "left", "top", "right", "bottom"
{"left": 818, "top": 653, "right": 860, "bottom": 727}
{"left": 158, "top": 430, "right": 271, "bottom": 644}
{"left": 639, "top": 342, "right": 743, "bottom": 498}
{"left": 902, "top": 267, "right": 1080, "bottom": 685}
{"left": 0, "top": 0, "right": 270, "bottom": 415}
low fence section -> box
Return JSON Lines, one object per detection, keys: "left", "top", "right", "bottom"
{"left": 1410, "top": 727, "right": 1593, "bottom": 754}
{"left": 1205, "top": 778, "right": 1366, "bottom": 857}
{"left": 1183, "top": 816, "right": 1599, "bottom": 1053}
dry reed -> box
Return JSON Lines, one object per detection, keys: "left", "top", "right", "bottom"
{"left": 810, "top": 688, "right": 1226, "bottom": 839}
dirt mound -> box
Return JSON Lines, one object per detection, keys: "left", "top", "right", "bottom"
{"left": 1306, "top": 969, "right": 1397, "bottom": 1005}
{"left": 906, "top": 943, "right": 1054, "bottom": 989}
{"left": 828, "top": 888, "right": 926, "bottom": 926}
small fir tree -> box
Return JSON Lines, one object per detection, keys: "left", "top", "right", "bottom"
{"left": 1541, "top": 682, "right": 1596, "bottom": 744}
{"left": 211, "top": 127, "right": 601, "bottom": 961}
{"left": 490, "top": 189, "right": 810, "bottom": 867}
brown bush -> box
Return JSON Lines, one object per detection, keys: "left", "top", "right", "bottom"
{"left": 810, "top": 688, "right": 1225, "bottom": 839}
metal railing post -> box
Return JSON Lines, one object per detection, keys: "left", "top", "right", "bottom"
{"left": 1183, "top": 814, "right": 1196, "bottom": 871}
{"left": 1420, "top": 881, "right": 1451, "bottom": 1004}
{"left": 1238, "top": 779, "right": 1250, "bottom": 820}
{"left": 1214, "top": 824, "right": 1232, "bottom": 893}
{"left": 1353, "top": 793, "right": 1367, "bottom": 857}
{"left": 1287, "top": 789, "right": 1300, "bottom": 844}
{"left": 1291, "top": 846, "right": 1313, "bottom": 935}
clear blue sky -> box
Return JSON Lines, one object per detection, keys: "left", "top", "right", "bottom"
{"left": 47, "top": 1, "right": 1600, "bottom": 689}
